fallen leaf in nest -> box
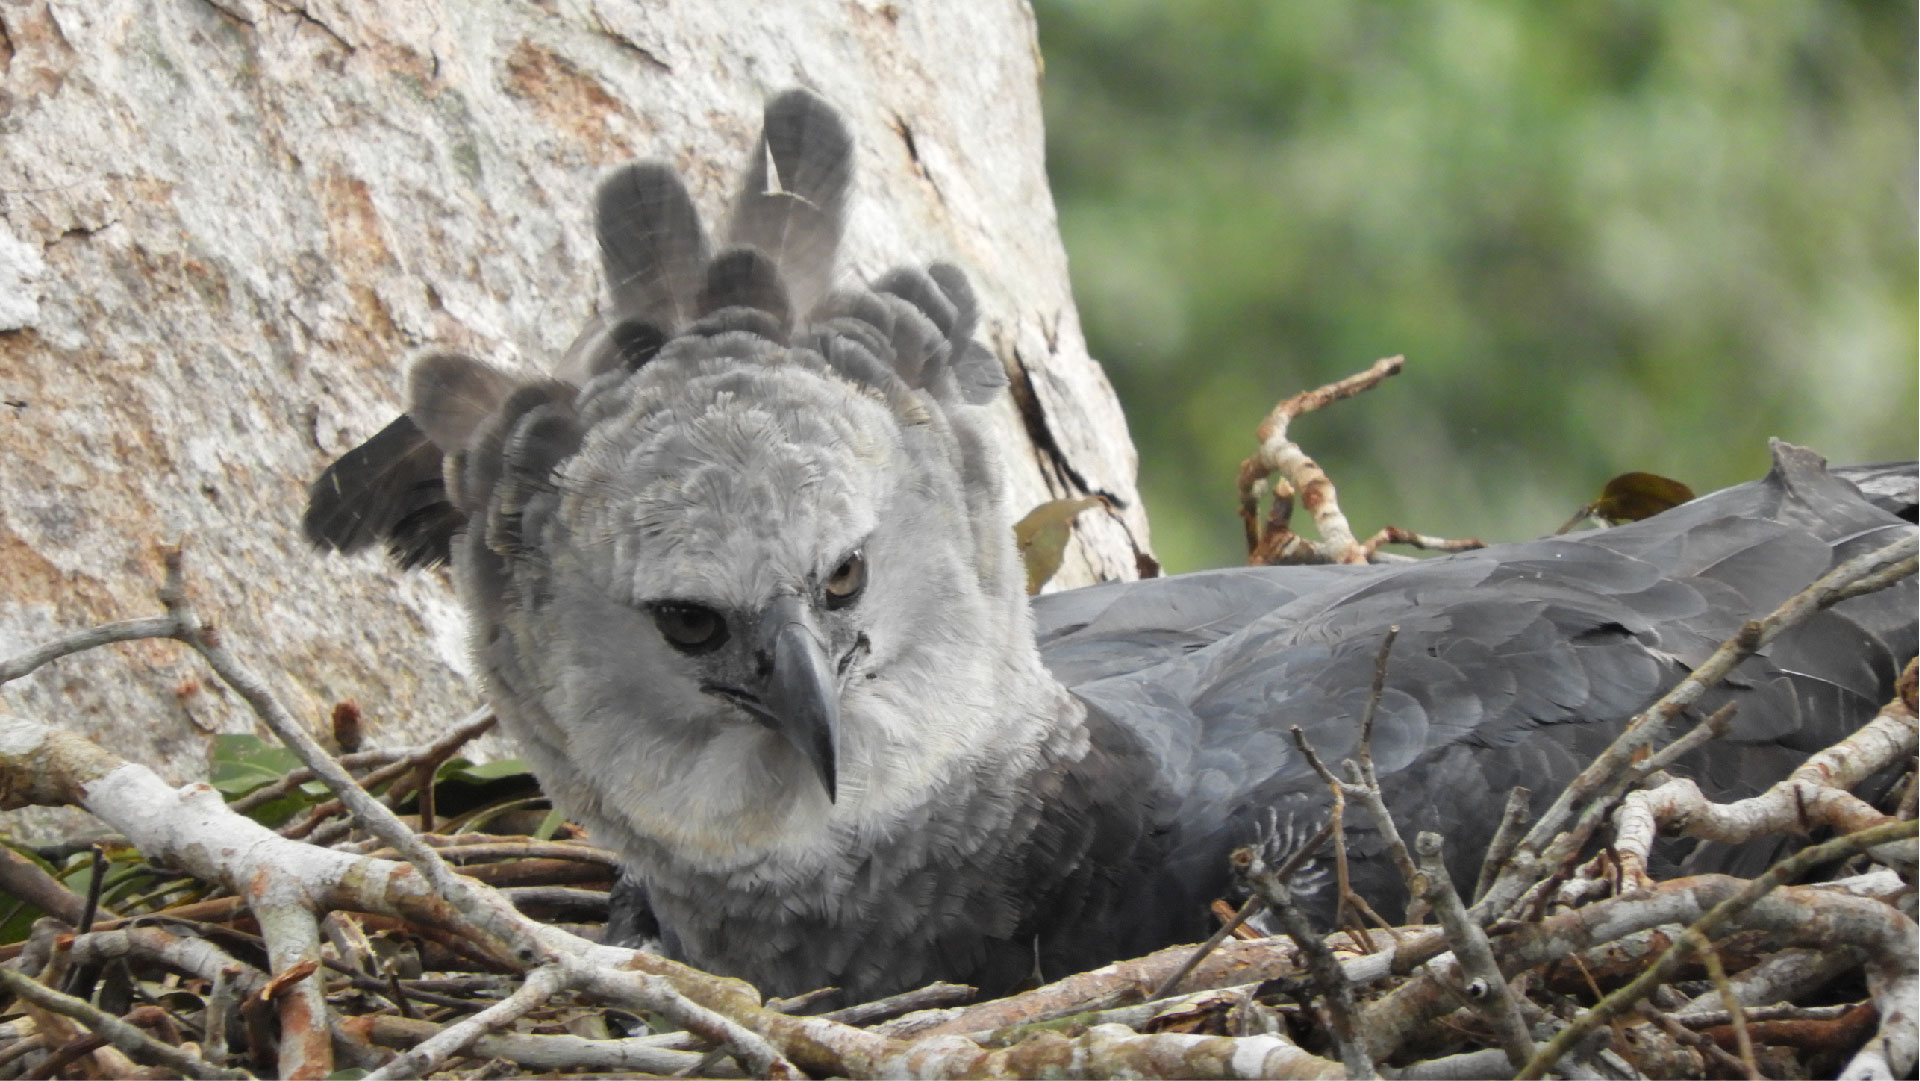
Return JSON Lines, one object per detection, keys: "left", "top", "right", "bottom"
{"left": 1558, "top": 472, "right": 1695, "bottom": 533}
{"left": 1592, "top": 472, "right": 1695, "bottom": 522}
{"left": 1014, "top": 496, "right": 1108, "bottom": 594}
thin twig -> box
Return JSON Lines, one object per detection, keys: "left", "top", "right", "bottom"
{"left": 277, "top": 708, "right": 496, "bottom": 839}
{"left": 157, "top": 548, "right": 474, "bottom": 908}
{"left": 1515, "top": 818, "right": 1919, "bottom": 1079}
{"left": 0, "top": 617, "right": 178, "bottom": 685}
{"left": 1337, "top": 628, "right": 1426, "bottom": 925}
{"left": 1479, "top": 532, "right": 1919, "bottom": 923}
{"left": 202, "top": 965, "right": 239, "bottom": 1067}
{"left": 0, "top": 966, "right": 247, "bottom": 1079}
{"left": 1412, "top": 831, "right": 1533, "bottom": 1070}
{"left": 0, "top": 846, "right": 97, "bottom": 927}
{"left": 364, "top": 962, "right": 567, "bottom": 1080}
{"left": 817, "top": 983, "right": 976, "bottom": 1027}
{"left": 1470, "top": 786, "right": 1532, "bottom": 905}
{"left": 1701, "top": 946, "right": 1761, "bottom": 1080}
{"left": 228, "top": 748, "right": 407, "bottom": 813}
{"left": 1288, "top": 727, "right": 1368, "bottom": 947}
{"left": 27, "top": 1032, "right": 111, "bottom": 1079}
{"left": 1637, "top": 1001, "right": 1757, "bottom": 1078}
{"left": 1150, "top": 820, "right": 1334, "bottom": 1001}
{"left": 1629, "top": 701, "right": 1739, "bottom": 784}
{"left": 1358, "top": 525, "right": 1485, "bottom": 560}
{"left": 1237, "top": 847, "right": 1376, "bottom": 1078}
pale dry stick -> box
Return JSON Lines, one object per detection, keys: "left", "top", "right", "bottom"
{"left": 356, "top": 1014, "right": 707, "bottom": 1075}
{"left": 156, "top": 550, "right": 485, "bottom": 921}
{"left": 1386, "top": 1046, "right": 1526, "bottom": 1080}
{"left": 1357, "top": 525, "right": 1485, "bottom": 562}
{"left": 1514, "top": 819, "right": 1919, "bottom": 1080}
{"left": 1240, "top": 355, "right": 1406, "bottom": 564}
{"left": 1612, "top": 691, "right": 1919, "bottom": 881}
{"left": 1238, "top": 848, "right": 1377, "bottom": 1079}
{"left": 63, "top": 925, "right": 269, "bottom": 1000}
{"left": 816, "top": 982, "right": 976, "bottom": 1027}
{"left": 1621, "top": 701, "right": 1739, "bottom": 788}
{"left": 1411, "top": 831, "right": 1533, "bottom": 1071}
{"left": 1476, "top": 531, "right": 1919, "bottom": 924}
{"left": 364, "top": 961, "right": 567, "bottom": 1081}
{"left": 0, "top": 616, "right": 178, "bottom": 684}
{"left": 376, "top": 840, "right": 621, "bottom": 866}
{"left": 1675, "top": 947, "right": 1868, "bottom": 1019}
{"left": 1692, "top": 1002, "right": 1865, "bottom": 1026}
{"left": 202, "top": 965, "right": 240, "bottom": 1067}
{"left": 563, "top": 960, "right": 801, "bottom": 1080}
{"left": 1469, "top": 786, "right": 1532, "bottom": 905}
{"left": 0, "top": 966, "right": 247, "bottom": 1080}
{"left": 321, "top": 911, "right": 377, "bottom": 976}
{"left": 1635, "top": 1002, "right": 1757, "bottom": 1079}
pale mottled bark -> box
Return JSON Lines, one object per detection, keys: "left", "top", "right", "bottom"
{"left": 0, "top": 0, "right": 1147, "bottom": 804}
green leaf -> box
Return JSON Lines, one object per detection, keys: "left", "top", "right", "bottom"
{"left": 447, "top": 795, "right": 554, "bottom": 835}
{"left": 435, "top": 756, "right": 534, "bottom": 786}
{"left": 533, "top": 806, "right": 568, "bottom": 842}
{"left": 207, "top": 733, "right": 303, "bottom": 799}
{"left": 1013, "top": 496, "right": 1108, "bottom": 595}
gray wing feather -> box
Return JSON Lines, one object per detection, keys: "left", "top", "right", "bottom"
{"left": 302, "top": 414, "right": 459, "bottom": 569}
{"left": 1043, "top": 442, "right": 1917, "bottom": 925}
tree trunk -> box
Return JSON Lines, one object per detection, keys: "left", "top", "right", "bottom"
{"left": 0, "top": 0, "right": 1149, "bottom": 812}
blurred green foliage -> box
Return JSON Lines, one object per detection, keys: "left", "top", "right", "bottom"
{"left": 1037, "top": 1, "right": 1917, "bottom": 572}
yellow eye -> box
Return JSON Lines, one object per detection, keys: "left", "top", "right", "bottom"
{"left": 652, "top": 603, "right": 728, "bottom": 654}
{"left": 825, "top": 550, "right": 866, "bottom": 609}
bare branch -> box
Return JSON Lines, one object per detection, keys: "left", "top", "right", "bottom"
{"left": 1413, "top": 831, "right": 1533, "bottom": 1070}
{"left": 366, "top": 962, "right": 568, "bottom": 1081}
{"left": 0, "top": 616, "right": 179, "bottom": 685}
{"left": 1515, "top": 819, "right": 1918, "bottom": 1079}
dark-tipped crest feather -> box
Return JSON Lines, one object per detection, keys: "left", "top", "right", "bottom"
{"left": 596, "top": 161, "right": 711, "bottom": 329}
{"left": 697, "top": 247, "right": 792, "bottom": 334}
{"left": 727, "top": 88, "right": 854, "bottom": 314}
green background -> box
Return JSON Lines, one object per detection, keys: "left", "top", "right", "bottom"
{"left": 1036, "top": 1, "right": 1917, "bottom": 572}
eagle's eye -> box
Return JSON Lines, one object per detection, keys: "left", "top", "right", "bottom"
{"left": 825, "top": 550, "right": 866, "bottom": 609}
{"left": 653, "top": 602, "right": 728, "bottom": 654}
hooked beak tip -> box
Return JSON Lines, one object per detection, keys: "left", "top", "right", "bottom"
{"left": 759, "top": 596, "right": 841, "bottom": 802}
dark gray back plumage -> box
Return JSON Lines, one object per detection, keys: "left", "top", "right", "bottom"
{"left": 305, "top": 90, "right": 1918, "bottom": 1004}
{"left": 1038, "top": 446, "right": 1915, "bottom": 930}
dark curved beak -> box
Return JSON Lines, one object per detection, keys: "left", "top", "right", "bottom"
{"left": 756, "top": 595, "right": 840, "bottom": 802}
